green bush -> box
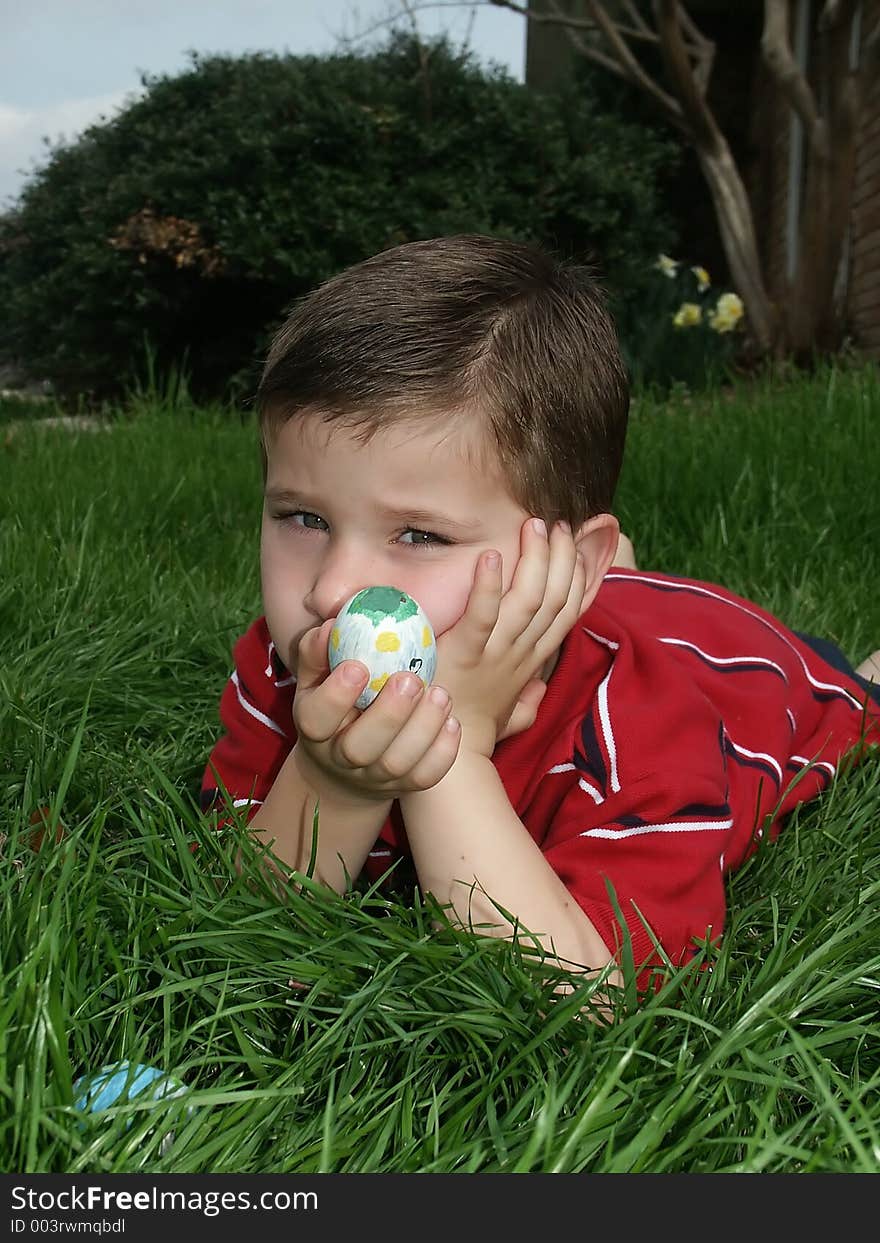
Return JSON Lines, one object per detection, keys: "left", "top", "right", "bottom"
{"left": 0, "top": 34, "right": 678, "bottom": 404}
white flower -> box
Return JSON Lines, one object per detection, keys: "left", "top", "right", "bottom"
{"left": 691, "top": 265, "right": 710, "bottom": 291}
{"left": 709, "top": 292, "right": 744, "bottom": 333}
{"left": 655, "top": 253, "right": 679, "bottom": 279}
{"left": 673, "top": 302, "right": 702, "bottom": 328}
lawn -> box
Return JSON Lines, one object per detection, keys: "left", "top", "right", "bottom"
{"left": 2, "top": 364, "right": 879, "bottom": 1173}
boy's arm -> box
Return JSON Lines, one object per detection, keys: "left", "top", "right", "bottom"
{"left": 398, "top": 750, "right": 620, "bottom": 985}
{"left": 249, "top": 744, "right": 392, "bottom": 892}
{"left": 203, "top": 618, "right": 390, "bottom": 892}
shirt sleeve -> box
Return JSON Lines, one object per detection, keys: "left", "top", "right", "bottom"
{"left": 200, "top": 618, "right": 296, "bottom": 824}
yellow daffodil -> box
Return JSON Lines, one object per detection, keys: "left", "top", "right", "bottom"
{"left": 673, "top": 302, "right": 702, "bottom": 328}
{"left": 709, "top": 292, "right": 744, "bottom": 333}
{"left": 655, "top": 253, "right": 679, "bottom": 278}
{"left": 691, "top": 265, "right": 710, "bottom": 291}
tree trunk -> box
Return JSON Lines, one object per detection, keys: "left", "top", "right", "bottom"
{"left": 787, "top": 11, "right": 861, "bottom": 356}
{"left": 653, "top": 0, "right": 780, "bottom": 354}
{"left": 695, "top": 140, "right": 780, "bottom": 356}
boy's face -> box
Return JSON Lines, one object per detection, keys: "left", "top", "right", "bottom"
{"left": 261, "top": 411, "right": 579, "bottom": 679}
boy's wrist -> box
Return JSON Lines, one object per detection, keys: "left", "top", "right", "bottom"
{"left": 250, "top": 745, "right": 392, "bottom": 887}
{"left": 291, "top": 741, "right": 394, "bottom": 814}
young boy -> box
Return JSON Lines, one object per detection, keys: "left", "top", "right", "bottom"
{"left": 202, "top": 234, "right": 880, "bottom": 989}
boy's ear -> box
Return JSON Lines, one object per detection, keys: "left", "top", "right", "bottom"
{"left": 574, "top": 513, "right": 620, "bottom": 614}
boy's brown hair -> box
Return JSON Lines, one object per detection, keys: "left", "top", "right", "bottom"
{"left": 257, "top": 234, "right": 629, "bottom": 524}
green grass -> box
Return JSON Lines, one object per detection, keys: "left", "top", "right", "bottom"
{"left": 2, "top": 364, "right": 879, "bottom": 1173}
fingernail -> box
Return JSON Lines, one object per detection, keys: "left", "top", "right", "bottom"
{"left": 558, "top": 520, "right": 571, "bottom": 534}
{"left": 485, "top": 552, "right": 501, "bottom": 570}
{"left": 396, "top": 675, "right": 421, "bottom": 698}
{"left": 532, "top": 518, "right": 547, "bottom": 537}
{"left": 342, "top": 663, "right": 366, "bottom": 686}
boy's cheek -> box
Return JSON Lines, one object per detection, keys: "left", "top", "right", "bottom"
{"left": 414, "top": 547, "right": 515, "bottom": 637}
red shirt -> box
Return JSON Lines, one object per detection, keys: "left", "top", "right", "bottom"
{"left": 202, "top": 569, "right": 879, "bottom": 972}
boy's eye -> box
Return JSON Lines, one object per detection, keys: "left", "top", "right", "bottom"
{"left": 398, "top": 528, "right": 449, "bottom": 548}
{"left": 274, "top": 510, "right": 450, "bottom": 549}
{"left": 286, "top": 510, "right": 326, "bottom": 531}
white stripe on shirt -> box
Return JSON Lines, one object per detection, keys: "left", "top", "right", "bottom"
{"left": 658, "top": 636, "right": 788, "bottom": 681}
{"left": 580, "top": 817, "right": 734, "bottom": 841}
{"left": 596, "top": 668, "right": 620, "bottom": 793}
{"left": 231, "top": 669, "right": 287, "bottom": 737}
{"left": 578, "top": 777, "right": 605, "bottom": 805}
{"left": 728, "top": 740, "right": 784, "bottom": 784}
{"left": 548, "top": 763, "right": 605, "bottom": 804}
{"left": 265, "top": 640, "right": 295, "bottom": 687}
{"left": 790, "top": 754, "right": 837, "bottom": 779}
{"left": 582, "top": 627, "right": 620, "bottom": 651}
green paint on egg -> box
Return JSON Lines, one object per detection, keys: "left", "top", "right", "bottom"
{"left": 347, "top": 585, "right": 419, "bottom": 624}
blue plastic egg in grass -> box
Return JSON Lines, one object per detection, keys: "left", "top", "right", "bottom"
{"left": 72, "top": 1061, "right": 191, "bottom": 1152}
{"left": 328, "top": 586, "right": 437, "bottom": 710}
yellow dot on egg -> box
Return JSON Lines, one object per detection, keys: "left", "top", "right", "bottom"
{"left": 369, "top": 673, "right": 389, "bottom": 692}
{"left": 421, "top": 625, "right": 431, "bottom": 648}
{"left": 375, "top": 631, "right": 401, "bottom": 653}
{"left": 330, "top": 627, "right": 340, "bottom": 651}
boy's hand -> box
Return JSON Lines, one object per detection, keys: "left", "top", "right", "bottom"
{"left": 434, "top": 518, "right": 587, "bottom": 758}
{"left": 291, "top": 618, "right": 461, "bottom": 805}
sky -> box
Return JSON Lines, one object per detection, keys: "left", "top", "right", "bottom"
{"left": 0, "top": 0, "right": 526, "bottom": 208}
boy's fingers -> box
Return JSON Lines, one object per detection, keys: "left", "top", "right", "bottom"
{"left": 454, "top": 552, "right": 503, "bottom": 651}
{"left": 295, "top": 620, "right": 332, "bottom": 684}
{"left": 548, "top": 538, "right": 586, "bottom": 625}
{"left": 299, "top": 620, "right": 368, "bottom": 692}
{"left": 332, "top": 673, "right": 429, "bottom": 768}
{"left": 296, "top": 685, "right": 357, "bottom": 743}
{"left": 407, "top": 716, "right": 462, "bottom": 789}
{"left": 503, "top": 519, "right": 552, "bottom": 630}
{"left": 364, "top": 685, "right": 454, "bottom": 777}
{"left": 514, "top": 524, "right": 583, "bottom": 653}
{"left": 295, "top": 621, "right": 370, "bottom": 740}
{"left": 497, "top": 679, "right": 547, "bottom": 742}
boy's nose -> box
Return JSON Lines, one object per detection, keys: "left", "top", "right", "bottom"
{"left": 304, "top": 547, "right": 381, "bottom": 623}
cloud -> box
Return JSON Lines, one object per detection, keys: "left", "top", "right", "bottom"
{"left": 0, "top": 88, "right": 142, "bottom": 207}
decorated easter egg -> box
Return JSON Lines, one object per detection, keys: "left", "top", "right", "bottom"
{"left": 72, "top": 1061, "right": 191, "bottom": 1153}
{"left": 328, "top": 585, "right": 437, "bottom": 710}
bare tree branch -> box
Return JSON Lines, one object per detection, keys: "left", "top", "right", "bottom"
{"left": 489, "top": 0, "right": 602, "bottom": 33}
{"left": 491, "top": 0, "right": 685, "bottom": 46}
{"left": 653, "top": 0, "right": 717, "bottom": 148}
{"left": 619, "top": 0, "right": 654, "bottom": 38}
{"left": 555, "top": 31, "right": 639, "bottom": 84}
{"left": 581, "top": 1, "right": 684, "bottom": 125}
{"left": 493, "top": 0, "right": 686, "bottom": 127}
{"left": 761, "top": 0, "right": 828, "bottom": 157}
{"left": 348, "top": 0, "right": 491, "bottom": 47}
{"left": 676, "top": 4, "right": 715, "bottom": 94}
